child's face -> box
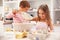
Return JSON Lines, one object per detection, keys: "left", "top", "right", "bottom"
{"left": 38, "top": 9, "right": 46, "bottom": 20}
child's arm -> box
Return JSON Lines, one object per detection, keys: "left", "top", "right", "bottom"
{"left": 6, "top": 12, "right": 13, "bottom": 18}
{"left": 6, "top": 9, "right": 18, "bottom": 18}
{"left": 48, "top": 20, "right": 53, "bottom": 32}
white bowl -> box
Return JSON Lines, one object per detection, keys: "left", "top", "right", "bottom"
{"left": 12, "top": 23, "right": 36, "bottom": 32}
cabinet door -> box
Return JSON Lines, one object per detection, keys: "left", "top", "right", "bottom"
{"left": 53, "top": 0, "right": 60, "bottom": 24}
{"left": 54, "top": 11, "right": 60, "bottom": 24}
{"left": 0, "top": 0, "right": 3, "bottom": 6}
{"left": 53, "top": 0, "right": 60, "bottom": 9}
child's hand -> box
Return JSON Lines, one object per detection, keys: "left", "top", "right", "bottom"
{"left": 12, "top": 9, "right": 17, "bottom": 15}
{"left": 48, "top": 30, "right": 52, "bottom": 32}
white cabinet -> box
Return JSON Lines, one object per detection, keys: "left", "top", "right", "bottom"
{"left": 53, "top": 0, "right": 60, "bottom": 24}
{"left": 3, "top": 0, "right": 22, "bottom": 17}
{"left": 3, "top": 0, "right": 22, "bottom": 21}
{"left": 0, "top": 0, "right": 3, "bottom": 18}
{"left": 0, "top": 0, "right": 3, "bottom": 6}
{"left": 27, "top": 0, "right": 52, "bottom": 17}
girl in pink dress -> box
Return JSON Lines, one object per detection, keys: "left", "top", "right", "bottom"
{"left": 6, "top": 1, "right": 32, "bottom": 23}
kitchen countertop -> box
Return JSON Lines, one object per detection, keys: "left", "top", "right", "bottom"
{"left": 3, "top": 22, "right": 12, "bottom": 24}
{"left": 4, "top": 26, "right": 60, "bottom": 40}
{"left": 53, "top": 24, "right": 60, "bottom": 26}
{"left": 3, "top": 22, "right": 60, "bottom": 26}
{"left": 3, "top": 23, "right": 60, "bottom": 40}
{"left": 46, "top": 27, "right": 60, "bottom": 40}
{"left": 16, "top": 27, "right": 60, "bottom": 40}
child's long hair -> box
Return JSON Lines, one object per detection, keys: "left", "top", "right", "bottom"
{"left": 37, "top": 4, "right": 51, "bottom": 25}
{"left": 37, "top": 4, "right": 51, "bottom": 22}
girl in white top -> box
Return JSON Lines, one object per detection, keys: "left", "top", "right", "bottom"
{"left": 31, "top": 4, "right": 53, "bottom": 32}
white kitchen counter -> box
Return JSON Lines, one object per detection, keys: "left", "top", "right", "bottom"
{"left": 2, "top": 24, "right": 60, "bottom": 40}
{"left": 16, "top": 38, "right": 30, "bottom": 40}
{"left": 54, "top": 24, "right": 60, "bottom": 26}
{"left": 46, "top": 27, "right": 60, "bottom": 40}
